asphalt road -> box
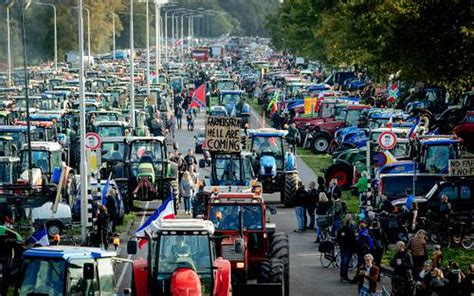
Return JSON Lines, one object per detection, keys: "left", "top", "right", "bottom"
{"left": 115, "top": 108, "right": 358, "bottom": 295}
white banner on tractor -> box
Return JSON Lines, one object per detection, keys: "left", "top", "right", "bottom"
{"left": 449, "top": 159, "right": 474, "bottom": 176}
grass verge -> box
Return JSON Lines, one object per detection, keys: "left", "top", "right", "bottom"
{"left": 382, "top": 246, "right": 474, "bottom": 271}
{"left": 116, "top": 212, "right": 137, "bottom": 234}
{"left": 296, "top": 148, "right": 359, "bottom": 214}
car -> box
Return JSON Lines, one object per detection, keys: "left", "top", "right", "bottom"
{"left": 194, "top": 128, "right": 206, "bottom": 153}
{"left": 209, "top": 105, "right": 228, "bottom": 117}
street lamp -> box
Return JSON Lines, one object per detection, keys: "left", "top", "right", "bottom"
{"left": 161, "top": 4, "right": 178, "bottom": 63}
{"left": 3, "top": 0, "right": 14, "bottom": 87}
{"left": 181, "top": 12, "right": 194, "bottom": 58}
{"left": 129, "top": 0, "right": 135, "bottom": 128}
{"left": 36, "top": 2, "right": 57, "bottom": 72}
{"left": 171, "top": 8, "right": 185, "bottom": 43}
{"left": 84, "top": 8, "right": 91, "bottom": 57}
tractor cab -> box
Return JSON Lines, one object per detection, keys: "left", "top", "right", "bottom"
{"left": 0, "top": 156, "right": 20, "bottom": 185}
{"left": 15, "top": 246, "right": 120, "bottom": 296}
{"left": 92, "top": 121, "right": 127, "bottom": 138}
{"left": 0, "top": 125, "right": 38, "bottom": 149}
{"left": 19, "top": 142, "right": 64, "bottom": 179}
{"left": 208, "top": 152, "right": 255, "bottom": 187}
{"left": 218, "top": 91, "right": 250, "bottom": 124}
{"left": 127, "top": 219, "right": 231, "bottom": 296}
{"left": 415, "top": 136, "right": 462, "bottom": 174}
{"left": 0, "top": 136, "right": 17, "bottom": 157}
{"left": 207, "top": 193, "right": 288, "bottom": 295}
{"left": 15, "top": 120, "right": 57, "bottom": 142}
{"left": 99, "top": 136, "right": 127, "bottom": 179}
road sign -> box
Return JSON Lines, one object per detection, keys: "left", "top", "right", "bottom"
{"left": 378, "top": 131, "right": 397, "bottom": 150}
{"left": 449, "top": 159, "right": 474, "bottom": 176}
{"left": 85, "top": 132, "right": 101, "bottom": 150}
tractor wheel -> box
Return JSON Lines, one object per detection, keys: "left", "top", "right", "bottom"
{"left": 162, "top": 179, "right": 179, "bottom": 200}
{"left": 270, "top": 233, "right": 290, "bottom": 296}
{"left": 325, "top": 163, "right": 353, "bottom": 190}
{"left": 257, "top": 259, "right": 285, "bottom": 295}
{"left": 312, "top": 133, "right": 331, "bottom": 154}
{"left": 282, "top": 173, "right": 299, "bottom": 207}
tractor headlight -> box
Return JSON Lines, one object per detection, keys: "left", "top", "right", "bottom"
{"left": 236, "top": 262, "right": 245, "bottom": 269}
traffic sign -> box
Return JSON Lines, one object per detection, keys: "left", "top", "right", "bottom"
{"left": 378, "top": 131, "right": 397, "bottom": 150}
{"left": 85, "top": 132, "right": 101, "bottom": 150}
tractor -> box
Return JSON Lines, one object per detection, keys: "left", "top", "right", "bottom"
{"left": 248, "top": 128, "right": 299, "bottom": 207}
{"left": 115, "top": 137, "right": 178, "bottom": 211}
{"left": 14, "top": 246, "right": 123, "bottom": 295}
{"left": 127, "top": 219, "right": 232, "bottom": 296}
{"left": 218, "top": 90, "right": 250, "bottom": 127}
{"left": 207, "top": 192, "right": 289, "bottom": 296}
{"left": 194, "top": 151, "right": 262, "bottom": 217}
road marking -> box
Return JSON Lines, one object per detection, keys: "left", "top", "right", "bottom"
{"left": 116, "top": 201, "right": 150, "bottom": 289}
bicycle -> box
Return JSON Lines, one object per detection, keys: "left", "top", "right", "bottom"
{"left": 375, "top": 273, "right": 391, "bottom": 296}
{"left": 319, "top": 240, "right": 357, "bottom": 271}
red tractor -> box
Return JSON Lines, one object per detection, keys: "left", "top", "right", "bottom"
{"left": 206, "top": 192, "right": 289, "bottom": 296}
{"left": 304, "top": 104, "right": 371, "bottom": 153}
{"left": 127, "top": 219, "right": 232, "bottom": 296}
{"left": 454, "top": 111, "right": 474, "bottom": 152}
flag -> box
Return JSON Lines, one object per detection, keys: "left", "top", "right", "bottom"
{"left": 190, "top": 84, "right": 206, "bottom": 108}
{"left": 386, "top": 115, "right": 393, "bottom": 129}
{"left": 101, "top": 174, "right": 112, "bottom": 206}
{"left": 26, "top": 226, "right": 49, "bottom": 246}
{"left": 135, "top": 193, "right": 175, "bottom": 249}
{"left": 383, "top": 150, "right": 397, "bottom": 164}
{"left": 408, "top": 118, "right": 420, "bottom": 140}
{"left": 267, "top": 91, "right": 280, "bottom": 113}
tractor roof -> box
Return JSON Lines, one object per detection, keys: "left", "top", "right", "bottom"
{"left": 220, "top": 90, "right": 244, "bottom": 95}
{"left": 0, "top": 156, "right": 20, "bottom": 162}
{"left": 22, "top": 141, "right": 62, "bottom": 152}
{"left": 248, "top": 128, "right": 288, "bottom": 138}
{"left": 212, "top": 192, "right": 263, "bottom": 204}
{"left": 0, "top": 125, "right": 37, "bottom": 133}
{"left": 93, "top": 121, "right": 127, "bottom": 127}
{"left": 128, "top": 136, "right": 166, "bottom": 143}
{"left": 153, "top": 219, "right": 215, "bottom": 235}
{"left": 23, "top": 246, "right": 116, "bottom": 262}
{"left": 418, "top": 135, "right": 461, "bottom": 146}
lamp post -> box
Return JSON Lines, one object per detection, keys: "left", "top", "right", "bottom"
{"left": 111, "top": 9, "right": 116, "bottom": 60}
{"left": 181, "top": 12, "right": 194, "bottom": 59}
{"left": 129, "top": 0, "right": 135, "bottom": 128}
{"left": 4, "top": 0, "right": 14, "bottom": 87}
{"left": 154, "top": 1, "right": 159, "bottom": 81}
{"left": 171, "top": 9, "right": 185, "bottom": 49}
{"left": 36, "top": 2, "right": 57, "bottom": 72}
{"left": 84, "top": 8, "right": 91, "bottom": 57}
{"left": 162, "top": 4, "right": 178, "bottom": 63}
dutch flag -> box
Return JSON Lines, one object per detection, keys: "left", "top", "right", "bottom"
{"left": 135, "top": 193, "right": 175, "bottom": 249}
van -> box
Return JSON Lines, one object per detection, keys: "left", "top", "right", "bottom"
{"left": 392, "top": 177, "right": 474, "bottom": 217}
{"left": 378, "top": 173, "right": 444, "bottom": 202}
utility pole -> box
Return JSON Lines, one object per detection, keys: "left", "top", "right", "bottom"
{"left": 145, "top": 0, "right": 150, "bottom": 95}
{"left": 112, "top": 10, "right": 116, "bottom": 60}
{"left": 5, "top": 1, "right": 13, "bottom": 87}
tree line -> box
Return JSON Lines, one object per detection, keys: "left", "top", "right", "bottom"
{"left": 0, "top": 0, "right": 277, "bottom": 66}
{"left": 267, "top": 0, "right": 473, "bottom": 89}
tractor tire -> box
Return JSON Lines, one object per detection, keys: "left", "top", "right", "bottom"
{"left": 257, "top": 259, "right": 285, "bottom": 295}
{"left": 325, "top": 163, "right": 353, "bottom": 190}
{"left": 163, "top": 179, "right": 179, "bottom": 201}
{"left": 312, "top": 133, "right": 331, "bottom": 154}
{"left": 270, "top": 233, "right": 290, "bottom": 296}
{"left": 282, "top": 173, "right": 299, "bottom": 207}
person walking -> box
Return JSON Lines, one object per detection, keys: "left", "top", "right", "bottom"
{"left": 407, "top": 229, "right": 428, "bottom": 274}
{"left": 168, "top": 114, "right": 177, "bottom": 140}
{"left": 356, "top": 222, "right": 374, "bottom": 268}
{"left": 355, "top": 254, "right": 379, "bottom": 296}
{"left": 96, "top": 205, "right": 110, "bottom": 250}
{"left": 353, "top": 171, "right": 369, "bottom": 204}
{"left": 368, "top": 220, "right": 387, "bottom": 269}
{"left": 184, "top": 149, "right": 198, "bottom": 170}
{"left": 175, "top": 105, "right": 183, "bottom": 130}
{"left": 390, "top": 241, "right": 414, "bottom": 296}
{"left": 305, "top": 181, "right": 318, "bottom": 230}
{"left": 179, "top": 171, "right": 194, "bottom": 215}
{"left": 186, "top": 110, "right": 194, "bottom": 131}
{"left": 293, "top": 181, "right": 307, "bottom": 233}
{"left": 336, "top": 214, "right": 357, "bottom": 283}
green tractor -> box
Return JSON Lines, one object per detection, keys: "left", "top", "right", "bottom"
{"left": 115, "top": 137, "right": 178, "bottom": 212}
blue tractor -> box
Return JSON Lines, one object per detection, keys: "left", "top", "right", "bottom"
{"left": 219, "top": 90, "right": 250, "bottom": 127}
{"left": 14, "top": 246, "right": 122, "bottom": 295}
{"left": 249, "top": 128, "right": 299, "bottom": 207}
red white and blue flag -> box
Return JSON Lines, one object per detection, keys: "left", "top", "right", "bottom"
{"left": 190, "top": 83, "right": 206, "bottom": 108}
{"left": 135, "top": 193, "right": 175, "bottom": 249}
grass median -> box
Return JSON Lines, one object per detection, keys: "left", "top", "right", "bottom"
{"left": 297, "top": 147, "right": 359, "bottom": 214}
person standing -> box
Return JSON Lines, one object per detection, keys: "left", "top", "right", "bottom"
{"left": 315, "top": 191, "right": 332, "bottom": 243}
{"left": 390, "top": 241, "right": 414, "bottom": 296}
{"left": 293, "top": 181, "right": 307, "bottom": 233}
{"left": 96, "top": 205, "right": 110, "bottom": 250}
{"left": 356, "top": 222, "right": 374, "bottom": 268}
{"left": 179, "top": 171, "right": 194, "bottom": 215}
{"left": 168, "top": 114, "right": 177, "bottom": 140}
{"left": 336, "top": 214, "right": 357, "bottom": 282}
{"left": 369, "top": 220, "right": 387, "bottom": 269}
{"left": 328, "top": 178, "right": 341, "bottom": 201}
{"left": 184, "top": 149, "right": 198, "bottom": 170}
{"left": 331, "top": 193, "right": 345, "bottom": 236}
{"left": 105, "top": 190, "right": 118, "bottom": 234}
{"left": 355, "top": 254, "right": 379, "bottom": 296}
{"left": 306, "top": 181, "right": 318, "bottom": 230}
{"left": 407, "top": 230, "right": 428, "bottom": 274}
{"left": 175, "top": 105, "right": 183, "bottom": 130}
{"left": 354, "top": 171, "right": 369, "bottom": 204}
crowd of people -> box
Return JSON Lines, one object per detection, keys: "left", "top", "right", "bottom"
{"left": 292, "top": 176, "right": 473, "bottom": 296}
